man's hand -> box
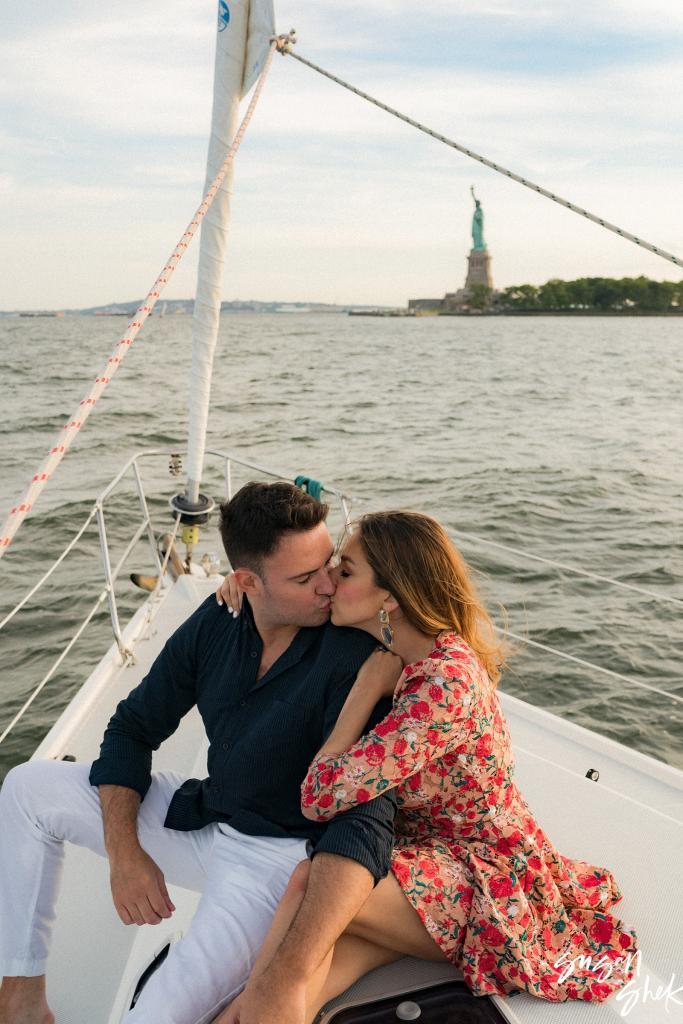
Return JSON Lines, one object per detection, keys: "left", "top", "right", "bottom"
{"left": 99, "top": 783, "right": 174, "bottom": 925}
{"left": 109, "top": 844, "right": 175, "bottom": 926}
{"left": 214, "top": 976, "right": 307, "bottom": 1024}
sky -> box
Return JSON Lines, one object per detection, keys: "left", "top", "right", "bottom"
{"left": 1, "top": 0, "right": 682, "bottom": 309}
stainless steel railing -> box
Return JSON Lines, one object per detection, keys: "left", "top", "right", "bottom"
{"left": 0, "top": 448, "right": 356, "bottom": 747}
{"left": 1, "top": 447, "right": 680, "bottom": 752}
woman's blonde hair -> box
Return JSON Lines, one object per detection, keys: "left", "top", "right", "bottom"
{"left": 356, "top": 510, "right": 508, "bottom": 685}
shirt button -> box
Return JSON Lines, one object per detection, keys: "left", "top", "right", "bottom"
{"left": 240, "top": 700, "right": 247, "bottom": 708}
{"left": 250, "top": 651, "right": 258, "bottom": 659}
{"left": 222, "top": 742, "right": 230, "bottom": 751}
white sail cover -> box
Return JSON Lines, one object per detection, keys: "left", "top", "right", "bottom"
{"left": 186, "top": 0, "right": 275, "bottom": 501}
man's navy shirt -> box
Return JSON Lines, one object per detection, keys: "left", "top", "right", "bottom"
{"left": 90, "top": 596, "right": 395, "bottom": 881}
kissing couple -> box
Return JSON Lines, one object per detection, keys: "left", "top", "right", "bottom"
{"left": 0, "top": 481, "right": 637, "bottom": 1024}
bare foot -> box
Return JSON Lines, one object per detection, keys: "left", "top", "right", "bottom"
{"left": 0, "top": 1004, "right": 54, "bottom": 1024}
{"left": 0, "top": 976, "right": 54, "bottom": 1024}
{"left": 0, "top": 1011, "right": 54, "bottom": 1024}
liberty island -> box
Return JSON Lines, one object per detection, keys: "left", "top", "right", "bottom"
{"left": 409, "top": 187, "right": 495, "bottom": 314}
{"left": 402, "top": 190, "right": 682, "bottom": 316}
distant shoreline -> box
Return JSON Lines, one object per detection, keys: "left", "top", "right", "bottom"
{"left": 3, "top": 308, "right": 683, "bottom": 319}
{"left": 5, "top": 274, "right": 682, "bottom": 318}
{"left": 0, "top": 300, "right": 383, "bottom": 318}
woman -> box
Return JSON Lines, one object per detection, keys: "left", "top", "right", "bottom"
{"left": 219, "top": 511, "right": 638, "bottom": 1020}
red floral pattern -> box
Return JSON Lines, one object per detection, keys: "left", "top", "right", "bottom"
{"left": 301, "top": 632, "right": 639, "bottom": 1003}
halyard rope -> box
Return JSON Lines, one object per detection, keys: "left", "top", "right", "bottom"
{"left": 0, "top": 40, "right": 278, "bottom": 560}
{"left": 275, "top": 35, "right": 682, "bottom": 269}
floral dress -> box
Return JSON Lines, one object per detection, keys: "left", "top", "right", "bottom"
{"left": 301, "top": 632, "right": 639, "bottom": 1003}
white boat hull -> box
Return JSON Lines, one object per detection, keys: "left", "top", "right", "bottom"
{"left": 31, "top": 576, "right": 682, "bottom": 1023}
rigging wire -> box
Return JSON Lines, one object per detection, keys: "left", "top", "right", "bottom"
{"left": 274, "top": 34, "right": 683, "bottom": 270}
{"left": 274, "top": 32, "right": 683, "bottom": 707}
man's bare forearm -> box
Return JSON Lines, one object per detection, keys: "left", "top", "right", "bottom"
{"left": 266, "top": 853, "right": 374, "bottom": 983}
{"left": 98, "top": 785, "right": 175, "bottom": 926}
{"left": 99, "top": 784, "right": 142, "bottom": 857}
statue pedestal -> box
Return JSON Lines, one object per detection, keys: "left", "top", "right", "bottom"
{"left": 407, "top": 202, "right": 496, "bottom": 312}
{"left": 440, "top": 248, "right": 494, "bottom": 311}
{"left": 465, "top": 249, "right": 493, "bottom": 290}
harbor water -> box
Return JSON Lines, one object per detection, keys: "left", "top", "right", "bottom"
{"left": 0, "top": 312, "right": 681, "bottom": 777}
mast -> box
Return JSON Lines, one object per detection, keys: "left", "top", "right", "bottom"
{"left": 174, "top": 0, "right": 275, "bottom": 551}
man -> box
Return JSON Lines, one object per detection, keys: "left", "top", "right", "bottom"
{"left": 0, "top": 482, "right": 395, "bottom": 1024}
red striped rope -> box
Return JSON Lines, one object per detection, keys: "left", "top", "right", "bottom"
{"left": 0, "top": 40, "right": 277, "bottom": 558}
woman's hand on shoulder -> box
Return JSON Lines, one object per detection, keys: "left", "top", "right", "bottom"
{"left": 215, "top": 571, "right": 242, "bottom": 617}
{"left": 356, "top": 647, "right": 404, "bottom": 698}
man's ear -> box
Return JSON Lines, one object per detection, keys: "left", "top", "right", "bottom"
{"left": 233, "top": 568, "right": 261, "bottom": 595}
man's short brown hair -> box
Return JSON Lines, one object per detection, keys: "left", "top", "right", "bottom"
{"left": 219, "top": 481, "right": 329, "bottom": 576}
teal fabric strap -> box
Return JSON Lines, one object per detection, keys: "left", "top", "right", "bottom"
{"left": 294, "top": 475, "right": 323, "bottom": 501}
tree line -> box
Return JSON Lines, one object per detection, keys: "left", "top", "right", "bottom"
{"left": 491, "top": 276, "right": 683, "bottom": 312}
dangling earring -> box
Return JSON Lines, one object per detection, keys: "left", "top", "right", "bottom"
{"left": 379, "top": 608, "right": 394, "bottom": 649}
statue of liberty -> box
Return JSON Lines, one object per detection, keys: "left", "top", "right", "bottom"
{"left": 470, "top": 186, "right": 487, "bottom": 252}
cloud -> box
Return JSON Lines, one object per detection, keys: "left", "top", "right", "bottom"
{"left": 1, "top": 0, "right": 682, "bottom": 308}
{"left": 0, "top": 6, "right": 213, "bottom": 137}
{"left": 582, "top": 0, "right": 683, "bottom": 31}
{"left": 275, "top": 0, "right": 683, "bottom": 52}
{"left": 364, "top": 0, "right": 683, "bottom": 29}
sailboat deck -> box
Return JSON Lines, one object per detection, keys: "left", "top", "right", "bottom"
{"left": 32, "top": 576, "right": 682, "bottom": 1023}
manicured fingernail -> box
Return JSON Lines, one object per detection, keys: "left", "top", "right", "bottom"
{"left": 217, "top": 597, "right": 223, "bottom": 605}
{"left": 227, "top": 605, "right": 233, "bottom": 614}
{"left": 232, "top": 610, "right": 239, "bottom": 619}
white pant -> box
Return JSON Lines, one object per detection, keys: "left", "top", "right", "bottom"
{"left": 0, "top": 760, "right": 309, "bottom": 1024}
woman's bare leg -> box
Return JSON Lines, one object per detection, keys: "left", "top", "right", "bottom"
{"left": 303, "top": 871, "right": 450, "bottom": 1021}
{"left": 305, "top": 935, "right": 401, "bottom": 1022}
{"left": 345, "top": 871, "right": 449, "bottom": 961}
{"left": 240, "top": 862, "right": 394, "bottom": 1020}
{"left": 221, "top": 861, "right": 450, "bottom": 1021}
